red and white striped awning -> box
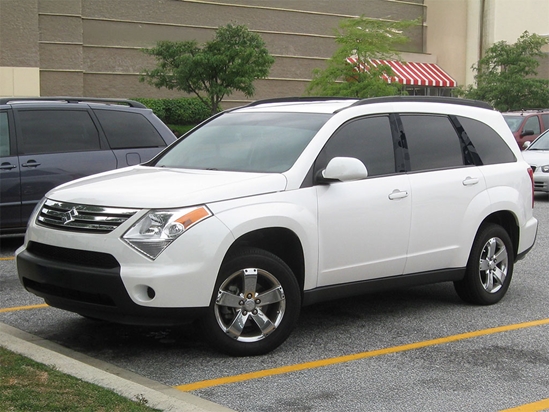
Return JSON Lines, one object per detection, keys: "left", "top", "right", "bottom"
{"left": 346, "top": 57, "right": 457, "bottom": 88}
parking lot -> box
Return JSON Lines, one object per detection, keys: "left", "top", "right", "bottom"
{"left": 1, "top": 193, "right": 549, "bottom": 412}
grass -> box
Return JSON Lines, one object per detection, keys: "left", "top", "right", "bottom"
{"left": 0, "top": 346, "right": 161, "bottom": 412}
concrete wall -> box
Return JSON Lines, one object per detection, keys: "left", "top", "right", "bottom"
{"left": 0, "top": 0, "right": 427, "bottom": 105}
{"left": 0, "top": 0, "right": 41, "bottom": 96}
{"left": 425, "top": 0, "right": 549, "bottom": 88}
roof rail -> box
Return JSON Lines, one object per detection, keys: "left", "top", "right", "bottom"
{"left": 243, "top": 96, "right": 357, "bottom": 108}
{"left": 0, "top": 96, "right": 147, "bottom": 108}
{"left": 348, "top": 96, "right": 494, "bottom": 110}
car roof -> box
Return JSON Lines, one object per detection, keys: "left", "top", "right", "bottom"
{"left": 0, "top": 96, "right": 146, "bottom": 108}
{"left": 234, "top": 96, "right": 493, "bottom": 115}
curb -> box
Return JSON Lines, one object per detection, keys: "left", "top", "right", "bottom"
{"left": 0, "top": 322, "right": 235, "bottom": 412}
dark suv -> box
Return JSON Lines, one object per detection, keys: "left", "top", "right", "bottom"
{"left": 503, "top": 110, "right": 549, "bottom": 149}
{"left": 0, "top": 97, "right": 176, "bottom": 234}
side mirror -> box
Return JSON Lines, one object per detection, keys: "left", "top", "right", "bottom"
{"left": 522, "top": 141, "right": 531, "bottom": 150}
{"left": 521, "top": 129, "right": 535, "bottom": 137}
{"left": 319, "top": 157, "right": 368, "bottom": 183}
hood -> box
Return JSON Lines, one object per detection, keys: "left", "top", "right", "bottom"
{"left": 46, "top": 166, "right": 288, "bottom": 208}
{"left": 522, "top": 150, "right": 549, "bottom": 167}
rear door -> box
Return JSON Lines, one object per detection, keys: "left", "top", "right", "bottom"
{"left": 0, "top": 110, "right": 22, "bottom": 230}
{"left": 399, "top": 114, "right": 487, "bottom": 275}
{"left": 13, "top": 107, "right": 117, "bottom": 223}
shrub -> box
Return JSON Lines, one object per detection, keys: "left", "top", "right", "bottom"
{"left": 133, "top": 97, "right": 211, "bottom": 125}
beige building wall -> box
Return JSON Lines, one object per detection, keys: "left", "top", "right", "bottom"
{"left": 425, "top": 0, "right": 549, "bottom": 88}
{"left": 0, "top": 0, "right": 428, "bottom": 105}
{"left": 0, "top": 0, "right": 41, "bottom": 96}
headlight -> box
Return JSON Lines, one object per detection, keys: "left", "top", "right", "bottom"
{"left": 541, "top": 165, "right": 549, "bottom": 173}
{"left": 123, "top": 206, "right": 212, "bottom": 259}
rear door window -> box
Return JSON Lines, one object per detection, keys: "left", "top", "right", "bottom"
{"left": 400, "top": 114, "right": 464, "bottom": 171}
{"left": 93, "top": 109, "right": 166, "bottom": 149}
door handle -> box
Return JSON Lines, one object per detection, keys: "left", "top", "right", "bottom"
{"left": 388, "top": 189, "right": 409, "bottom": 200}
{"left": 462, "top": 176, "right": 479, "bottom": 186}
{"left": 0, "top": 162, "right": 17, "bottom": 170}
{"left": 22, "top": 160, "right": 41, "bottom": 168}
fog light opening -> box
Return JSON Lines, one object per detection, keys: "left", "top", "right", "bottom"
{"left": 147, "top": 287, "right": 156, "bottom": 299}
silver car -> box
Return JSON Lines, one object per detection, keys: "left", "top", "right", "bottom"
{"left": 522, "top": 129, "right": 549, "bottom": 192}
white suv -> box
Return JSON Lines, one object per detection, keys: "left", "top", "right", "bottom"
{"left": 16, "top": 97, "right": 538, "bottom": 356}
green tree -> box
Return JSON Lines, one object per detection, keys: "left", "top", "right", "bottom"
{"left": 461, "top": 31, "right": 549, "bottom": 111}
{"left": 141, "top": 24, "right": 274, "bottom": 115}
{"left": 306, "top": 16, "right": 419, "bottom": 98}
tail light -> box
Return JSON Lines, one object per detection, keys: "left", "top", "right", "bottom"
{"left": 527, "top": 167, "right": 535, "bottom": 208}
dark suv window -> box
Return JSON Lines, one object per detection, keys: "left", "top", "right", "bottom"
{"left": 94, "top": 109, "right": 166, "bottom": 149}
{"left": 316, "top": 115, "right": 396, "bottom": 177}
{"left": 456, "top": 116, "right": 516, "bottom": 165}
{"left": 17, "top": 110, "right": 101, "bottom": 154}
{"left": 400, "top": 114, "right": 463, "bottom": 171}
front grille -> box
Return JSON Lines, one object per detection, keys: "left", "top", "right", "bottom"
{"left": 534, "top": 181, "right": 547, "bottom": 190}
{"left": 27, "top": 242, "right": 120, "bottom": 269}
{"left": 37, "top": 199, "right": 138, "bottom": 233}
{"left": 23, "top": 278, "right": 116, "bottom": 306}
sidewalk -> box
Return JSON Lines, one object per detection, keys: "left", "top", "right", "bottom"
{"left": 0, "top": 322, "right": 235, "bottom": 412}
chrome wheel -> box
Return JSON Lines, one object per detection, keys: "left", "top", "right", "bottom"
{"left": 204, "top": 247, "right": 300, "bottom": 356}
{"left": 454, "top": 223, "right": 514, "bottom": 305}
{"left": 214, "top": 267, "right": 286, "bottom": 342}
{"left": 478, "top": 236, "right": 508, "bottom": 294}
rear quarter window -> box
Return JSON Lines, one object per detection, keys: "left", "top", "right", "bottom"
{"left": 456, "top": 116, "right": 516, "bottom": 165}
{"left": 94, "top": 109, "right": 166, "bottom": 149}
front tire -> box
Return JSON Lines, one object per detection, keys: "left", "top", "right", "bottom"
{"left": 202, "top": 247, "right": 301, "bottom": 356}
{"left": 454, "top": 223, "right": 514, "bottom": 305}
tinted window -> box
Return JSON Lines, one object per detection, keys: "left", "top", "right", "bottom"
{"left": 316, "top": 115, "right": 396, "bottom": 177}
{"left": 401, "top": 115, "right": 463, "bottom": 171}
{"left": 94, "top": 109, "right": 166, "bottom": 149}
{"left": 18, "top": 110, "right": 101, "bottom": 154}
{"left": 0, "top": 112, "right": 9, "bottom": 157}
{"left": 524, "top": 116, "right": 541, "bottom": 134}
{"left": 456, "top": 116, "right": 516, "bottom": 164}
{"left": 156, "top": 112, "right": 330, "bottom": 173}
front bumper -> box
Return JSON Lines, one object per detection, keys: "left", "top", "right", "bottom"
{"left": 17, "top": 241, "right": 207, "bottom": 325}
{"left": 533, "top": 169, "right": 549, "bottom": 192}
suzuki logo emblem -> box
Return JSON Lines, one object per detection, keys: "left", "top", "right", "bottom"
{"left": 62, "top": 208, "right": 79, "bottom": 225}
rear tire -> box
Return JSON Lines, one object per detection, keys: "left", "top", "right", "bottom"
{"left": 454, "top": 223, "right": 514, "bottom": 305}
{"left": 202, "top": 247, "right": 301, "bottom": 356}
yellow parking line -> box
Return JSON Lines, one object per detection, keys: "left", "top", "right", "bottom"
{"left": 0, "top": 303, "right": 49, "bottom": 313}
{"left": 0, "top": 256, "right": 15, "bottom": 261}
{"left": 176, "top": 318, "right": 549, "bottom": 392}
{"left": 500, "top": 398, "right": 549, "bottom": 411}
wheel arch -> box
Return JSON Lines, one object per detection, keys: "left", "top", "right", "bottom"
{"left": 224, "top": 227, "right": 306, "bottom": 294}
{"left": 479, "top": 210, "right": 519, "bottom": 261}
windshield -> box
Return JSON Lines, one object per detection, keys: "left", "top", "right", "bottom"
{"left": 154, "top": 112, "right": 331, "bottom": 172}
{"left": 528, "top": 130, "right": 549, "bottom": 150}
{"left": 503, "top": 115, "right": 523, "bottom": 133}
